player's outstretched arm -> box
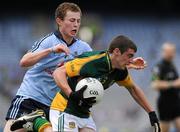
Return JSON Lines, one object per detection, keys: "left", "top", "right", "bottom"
{"left": 126, "top": 84, "right": 161, "bottom": 131}
{"left": 20, "top": 44, "right": 70, "bottom": 67}
{"left": 126, "top": 83, "right": 153, "bottom": 112}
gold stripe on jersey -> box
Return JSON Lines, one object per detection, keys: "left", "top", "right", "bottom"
{"left": 107, "top": 52, "right": 111, "bottom": 71}
{"left": 117, "top": 74, "right": 134, "bottom": 88}
{"left": 50, "top": 93, "right": 67, "bottom": 111}
{"left": 65, "top": 53, "right": 106, "bottom": 77}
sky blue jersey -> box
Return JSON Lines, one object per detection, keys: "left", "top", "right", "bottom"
{"left": 16, "top": 30, "right": 92, "bottom": 106}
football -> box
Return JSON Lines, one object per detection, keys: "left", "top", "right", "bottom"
{"left": 75, "top": 77, "right": 104, "bottom": 105}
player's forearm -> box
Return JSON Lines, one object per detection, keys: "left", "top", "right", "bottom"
{"left": 151, "top": 80, "right": 172, "bottom": 90}
{"left": 128, "top": 85, "right": 153, "bottom": 113}
{"left": 20, "top": 48, "right": 52, "bottom": 67}
{"left": 53, "top": 66, "right": 72, "bottom": 97}
{"left": 172, "top": 78, "right": 180, "bottom": 87}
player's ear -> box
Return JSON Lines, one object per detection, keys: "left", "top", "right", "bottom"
{"left": 113, "top": 48, "right": 121, "bottom": 55}
{"left": 56, "top": 17, "right": 63, "bottom": 26}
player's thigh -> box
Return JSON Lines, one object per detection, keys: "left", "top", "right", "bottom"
{"left": 49, "top": 109, "right": 60, "bottom": 131}
{"left": 79, "top": 127, "right": 96, "bottom": 132}
{"left": 78, "top": 115, "right": 96, "bottom": 132}
{"left": 50, "top": 109, "right": 78, "bottom": 132}
{"left": 174, "top": 117, "right": 180, "bottom": 131}
{"left": 4, "top": 119, "right": 25, "bottom": 132}
{"left": 160, "top": 121, "right": 171, "bottom": 132}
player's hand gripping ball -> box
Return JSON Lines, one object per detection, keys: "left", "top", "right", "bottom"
{"left": 76, "top": 77, "right": 104, "bottom": 105}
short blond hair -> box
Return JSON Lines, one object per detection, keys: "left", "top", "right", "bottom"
{"left": 55, "top": 2, "right": 82, "bottom": 20}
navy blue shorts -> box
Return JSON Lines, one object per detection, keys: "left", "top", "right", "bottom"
{"left": 6, "top": 95, "right": 50, "bottom": 121}
{"left": 158, "top": 97, "right": 180, "bottom": 121}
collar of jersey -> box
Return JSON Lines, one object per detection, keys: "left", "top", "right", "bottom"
{"left": 54, "top": 30, "right": 77, "bottom": 47}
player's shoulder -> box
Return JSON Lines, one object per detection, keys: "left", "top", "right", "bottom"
{"left": 39, "top": 32, "right": 54, "bottom": 40}
{"left": 79, "top": 50, "right": 106, "bottom": 58}
{"left": 75, "top": 39, "right": 92, "bottom": 48}
{"left": 154, "top": 59, "right": 164, "bottom": 69}
{"left": 75, "top": 38, "right": 88, "bottom": 45}
{"left": 35, "top": 32, "right": 55, "bottom": 45}
{"left": 31, "top": 32, "right": 55, "bottom": 51}
{"left": 117, "top": 68, "right": 128, "bottom": 75}
{"left": 114, "top": 68, "right": 129, "bottom": 81}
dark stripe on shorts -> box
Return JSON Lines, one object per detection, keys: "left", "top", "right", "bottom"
{"left": 9, "top": 96, "right": 24, "bottom": 119}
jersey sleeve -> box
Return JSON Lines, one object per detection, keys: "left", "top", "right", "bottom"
{"left": 65, "top": 58, "right": 85, "bottom": 77}
{"left": 79, "top": 40, "right": 93, "bottom": 52}
{"left": 65, "top": 52, "right": 106, "bottom": 77}
{"left": 31, "top": 34, "right": 52, "bottom": 53}
{"left": 117, "top": 74, "right": 134, "bottom": 88}
{"left": 84, "top": 43, "right": 93, "bottom": 52}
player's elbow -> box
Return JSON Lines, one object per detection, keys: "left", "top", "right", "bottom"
{"left": 53, "top": 68, "right": 59, "bottom": 79}
{"left": 53, "top": 66, "right": 66, "bottom": 80}
{"left": 53, "top": 68, "right": 62, "bottom": 80}
{"left": 19, "top": 59, "right": 27, "bottom": 67}
{"left": 19, "top": 58, "right": 30, "bottom": 67}
{"left": 19, "top": 52, "right": 34, "bottom": 67}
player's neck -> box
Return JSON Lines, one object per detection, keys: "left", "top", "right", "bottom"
{"left": 62, "top": 35, "right": 73, "bottom": 45}
{"left": 59, "top": 31, "right": 74, "bottom": 45}
{"left": 109, "top": 53, "right": 123, "bottom": 69}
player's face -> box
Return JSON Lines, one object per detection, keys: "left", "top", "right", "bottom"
{"left": 162, "top": 45, "right": 176, "bottom": 61}
{"left": 116, "top": 48, "right": 135, "bottom": 69}
{"left": 58, "top": 10, "right": 81, "bottom": 37}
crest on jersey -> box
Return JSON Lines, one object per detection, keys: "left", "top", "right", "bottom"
{"left": 69, "top": 122, "right": 76, "bottom": 129}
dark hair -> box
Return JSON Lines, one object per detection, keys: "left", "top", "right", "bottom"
{"left": 108, "top": 35, "right": 137, "bottom": 53}
{"left": 55, "top": 2, "right": 82, "bottom": 20}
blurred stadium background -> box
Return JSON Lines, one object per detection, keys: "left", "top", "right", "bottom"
{"left": 0, "top": 0, "right": 180, "bottom": 131}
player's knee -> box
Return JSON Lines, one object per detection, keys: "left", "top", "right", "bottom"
{"left": 4, "top": 121, "right": 12, "bottom": 132}
{"left": 160, "top": 121, "right": 170, "bottom": 132}
{"left": 4, "top": 120, "right": 25, "bottom": 132}
{"left": 4, "top": 120, "right": 14, "bottom": 132}
{"left": 175, "top": 117, "right": 180, "bottom": 130}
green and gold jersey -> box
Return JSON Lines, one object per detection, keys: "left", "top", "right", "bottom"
{"left": 51, "top": 50, "right": 134, "bottom": 118}
{"left": 65, "top": 50, "right": 133, "bottom": 90}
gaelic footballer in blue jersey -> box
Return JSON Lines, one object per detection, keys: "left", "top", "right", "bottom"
{"left": 4, "top": 2, "right": 92, "bottom": 132}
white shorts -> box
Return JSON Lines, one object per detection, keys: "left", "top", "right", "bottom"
{"left": 50, "top": 109, "right": 96, "bottom": 132}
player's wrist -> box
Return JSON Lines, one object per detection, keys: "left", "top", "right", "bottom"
{"left": 50, "top": 47, "right": 55, "bottom": 53}
{"left": 69, "top": 91, "right": 75, "bottom": 99}
{"left": 69, "top": 91, "right": 74, "bottom": 98}
{"left": 69, "top": 91, "right": 80, "bottom": 102}
{"left": 148, "top": 111, "right": 159, "bottom": 126}
{"left": 148, "top": 111, "right": 161, "bottom": 131}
